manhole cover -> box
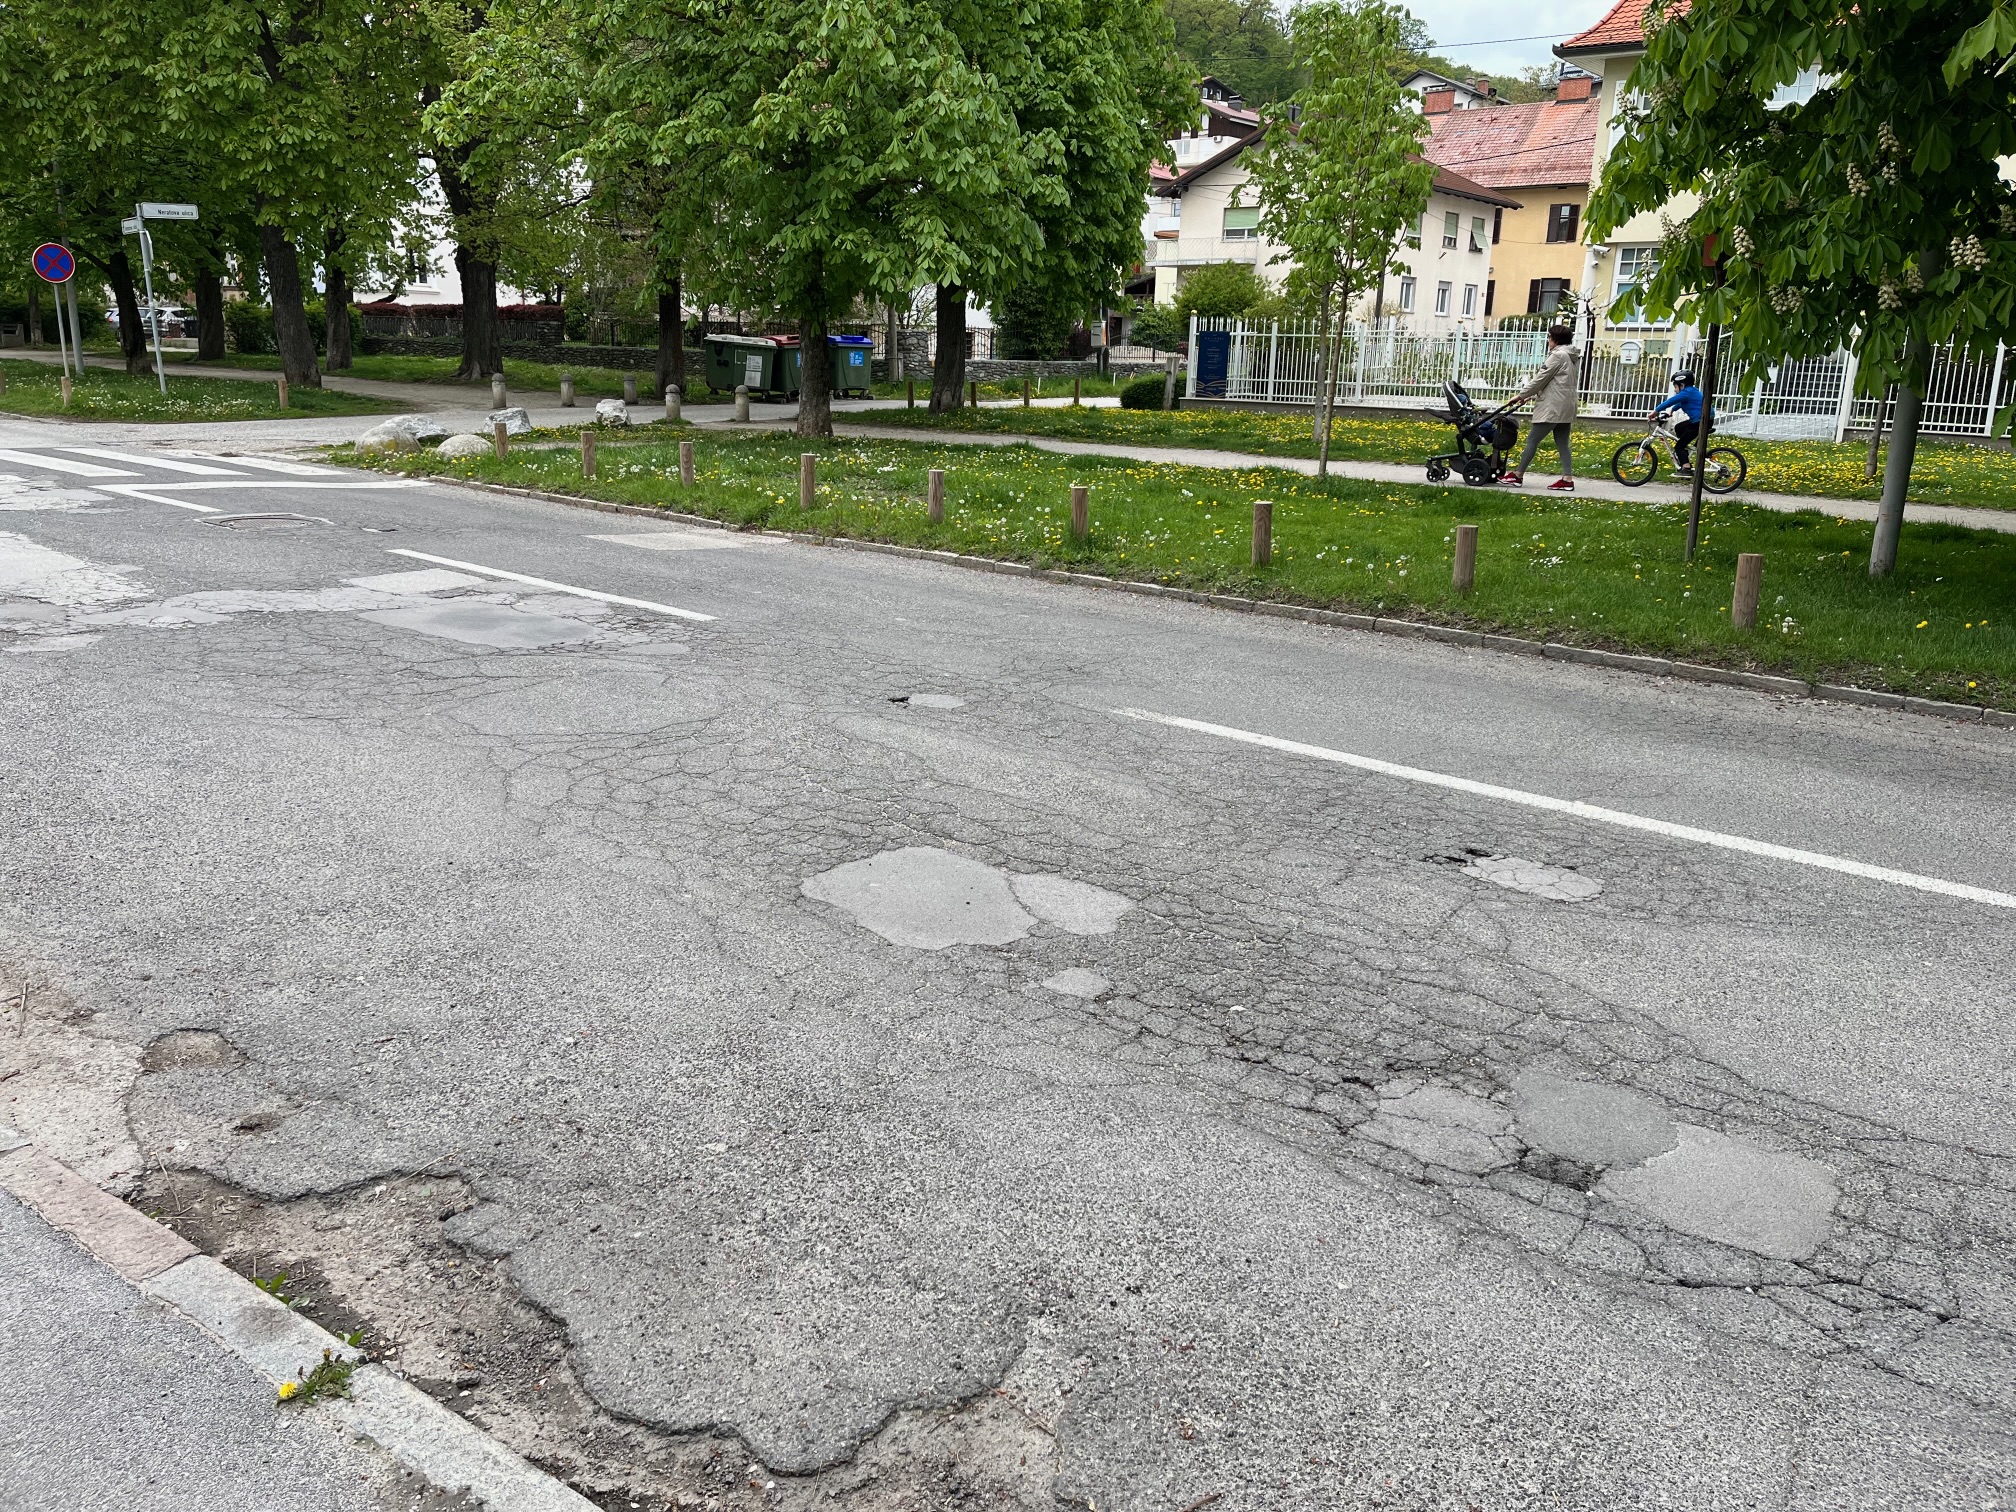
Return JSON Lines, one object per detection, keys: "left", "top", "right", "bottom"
{"left": 199, "top": 512, "right": 332, "bottom": 530}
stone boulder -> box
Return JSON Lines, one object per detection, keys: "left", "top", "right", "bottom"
{"left": 486, "top": 406, "right": 534, "bottom": 436}
{"left": 436, "top": 433, "right": 493, "bottom": 459}
{"left": 354, "top": 423, "right": 416, "bottom": 456}
{"left": 594, "top": 398, "right": 629, "bottom": 426}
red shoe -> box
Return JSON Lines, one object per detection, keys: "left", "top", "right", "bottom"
{"left": 1499, "top": 472, "right": 1524, "bottom": 486}
{"left": 1548, "top": 478, "right": 1575, "bottom": 491}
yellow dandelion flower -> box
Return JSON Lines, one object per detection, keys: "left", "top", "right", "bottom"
{"left": 278, "top": 1380, "right": 302, "bottom": 1401}
{"left": 1915, "top": 620, "right": 1928, "bottom": 629}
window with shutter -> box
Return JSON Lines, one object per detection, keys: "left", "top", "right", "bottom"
{"left": 1527, "top": 278, "right": 1542, "bottom": 314}
{"left": 1485, "top": 280, "right": 1495, "bottom": 316}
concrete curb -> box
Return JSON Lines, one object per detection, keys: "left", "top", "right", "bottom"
{"left": 409, "top": 475, "right": 2014, "bottom": 734}
{"left": 0, "top": 1130, "right": 595, "bottom": 1512}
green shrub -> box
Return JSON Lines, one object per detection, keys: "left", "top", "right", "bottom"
{"left": 224, "top": 302, "right": 272, "bottom": 354}
{"left": 1127, "top": 300, "right": 1185, "bottom": 352}
{"left": 1118, "top": 374, "right": 1173, "bottom": 410}
{"left": 1174, "top": 262, "right": 1269, "bottom": 321}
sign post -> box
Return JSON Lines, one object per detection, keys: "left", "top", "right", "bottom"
{"left": 31, "top": 242, "right": 77, "bottom": 385}
{"left": 127, "top": 202, "right": 199, "bottom": 394}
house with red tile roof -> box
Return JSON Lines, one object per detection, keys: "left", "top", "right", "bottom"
{"left": 1423, "top": 74, "right": 1601, "bottom": 325}
{"left": 1554, "top": 0, "right": 1699, "bottom": 346}
{"left": 1145, "top": 116, "right": 1519, "bottom": 329}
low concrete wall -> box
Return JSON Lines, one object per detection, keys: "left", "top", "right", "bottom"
{"left": 360, "top": 335, "right": 678, "bottom": 372}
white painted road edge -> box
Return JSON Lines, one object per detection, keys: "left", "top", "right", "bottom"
{"left": 388, "top": 547, "right": 718, "bottom": 622}
{"left": 0, "top": 1131, "right": 595, "bottom": 1512}
{"left": 1117, "top": 707, "right": 2016, "bottom": 911}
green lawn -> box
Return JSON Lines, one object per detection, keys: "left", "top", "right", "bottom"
{"left": 0, "top": 358, "right": 396, "bottom": 421}
{"left": 336, "top": 430, "right": 2014, "bottom": 709}
{"left": 178, "top": 351, "right": 660, "bottom": 400}
{"left": 853, "top": 404, "right": 2016, "bottom": 514}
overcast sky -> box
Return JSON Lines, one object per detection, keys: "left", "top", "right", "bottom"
{"left": 1405, "top": 0, "right": 1617, "bottom": 77}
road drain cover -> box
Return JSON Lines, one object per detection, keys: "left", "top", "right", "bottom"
{"left": 200, "top": 512, "right": 332, "bottom": 530}
{"left": 1434, "top": 849, "right": 1602, "bottom": 903}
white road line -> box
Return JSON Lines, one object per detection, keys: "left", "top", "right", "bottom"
{"left": 0, "top": 449, "right": 137, "bottom": 478}
{"left": 1116, "top": 707, "right": 2016, "bottom": 912}
{"left": 97, "top": 485, "right": 218, "bottom": 513}
{"left": 168, "top": 452, "right": 344, "bottom": 477}
{"left": 90, "top": 479, "right": 431, "bottom": 491}
{"left": 63, "top": 448, "right": 242, "bottom": 476}
{"left": 386, "top": 549, "right": 717, "bottom": 622}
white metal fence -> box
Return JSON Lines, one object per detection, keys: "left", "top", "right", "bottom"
{"left": 1185, "top": 318, "right": 2016, "bottom": 440}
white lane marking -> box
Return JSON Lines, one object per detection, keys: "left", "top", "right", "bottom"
{"left": 386, "top": 549, "right": 716, "bottom": 622}
{"left": 0, "top": 531, "right": 148, "bottom": 605}
{"left": 1116, "top": 708, "right": 2016, "bottom": 912}
{"left": 97, "top": 485, "right": 219, "bottom": 513}
{"left": 63, "top": 448, "right": 242, "bottom": 476}
{"left": 0, "top": 450, "right": 137, "bottom": 478}
{"left": 86, "top": 479, "right": 431, "bottom": 491}
{"left": 168, "top": 452, "right": 344, "bottom": 477}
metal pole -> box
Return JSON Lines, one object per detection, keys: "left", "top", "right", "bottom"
{"left": 136, "top": 211, "right": 166, "bottom": 393}
{"left": 1685, "top": 320, "right": 1722, "bottom": 564}
{"left": 50, "top": 274, "right": 72, "bottom": 382}
{"left": 1985, "top": 341, "right": 2007, "bottom": 438}
{"left": 65, "top": 278, "right": 83, "bottom": 380}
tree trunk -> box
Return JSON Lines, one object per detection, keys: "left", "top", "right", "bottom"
{"left": 929, "top": 283, "right": 966, "bottom": 413}
{"left": 104, "top": 249, "right": 151, "bottom": 376}
{"left": 1870, "top": 338, "right": 1927, "bottom": 578}
{"left": 887, "top": 298, "right": 904, "bottom": 382}
{"left": 454, "top": 244, "right": 502, "bottom": 381}
{"left": 1311, "top": 289, "right": 1333, "bottom": 457}
{"left": 1865, "top": 381, "right": 1894, "bottom": 481}
{"left": 797, "top": 309, "right": 833, "bottom": 439}
{"left": 260, "top": 224, "right": 322, "bottom": 388}
{"left": 194, "top": 271, "right": 226, "bottom": 360}
{"left": 324, "top": 259, "right": 353, "bottom": 371}
{"left": 27, "top": 284, "right": 42, "bottom": 347}
{"left": 656, "top": 278, "right": 684, "bottom": 397}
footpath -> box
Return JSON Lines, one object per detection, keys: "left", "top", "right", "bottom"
{"left": 3, "top": 350, "right": 2007, "bottom": 535}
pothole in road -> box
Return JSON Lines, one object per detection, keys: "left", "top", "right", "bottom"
{"left": 197, "top": 512, "right": 333, "bottom": 530}
{"left": 1432, "top": 848, "right": 1603, "bottom": 903}
{"left": 139, "top": 1029, "right": 247, "bottom": 1073}
{"left": 126, "top": 1167, "right": 1063, "bottom": 1512}
{"left": 801, "top": 846, "right": 1136, "bottom": 950}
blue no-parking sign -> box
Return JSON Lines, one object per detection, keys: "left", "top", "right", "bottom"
{"left": 32, "top": 242, "right": 75, "bottom": 284}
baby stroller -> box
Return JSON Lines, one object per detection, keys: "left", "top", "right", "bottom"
{"left": 1424, "top": 380, "right": 1518, "bottom": 486}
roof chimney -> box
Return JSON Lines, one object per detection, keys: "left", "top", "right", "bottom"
{"left": 1423, "top": 88, "right": 1456, "bottom": 114}
{"left": 1557, "top": 74, "right": 1593, "bottom": 103}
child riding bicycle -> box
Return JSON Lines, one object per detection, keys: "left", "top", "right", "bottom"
{"left": 1650, "top": 372, "right": 1705, "bottom": 473}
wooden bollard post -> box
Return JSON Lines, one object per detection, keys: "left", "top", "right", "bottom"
{"left": 1452, "top": 523, "right": 1479, "bottom": 593}
{"left": 664, "top": 384, "right": 681, "bottom": 422}
{"left": 60, "top": 374, "right": 72, "bottom": 408}
{"left": 560, "top": 373, "right": 575, "bottom": 407}
{"left": 276, "top": 376, "right": 289, "bottom": 409}
{"left": 1022, "top": 377, "right": 1031, "bottom": 407}
{"left": 1251, "top": 499, "right": 1273, "bottom": 567}
{"left": 1069, "top": 483, "right": 1089, "bottom": 540}
{"left": 581, "top": 428, "right": 597, "bottom": 478}
{"left": 967, "top": 380, "right": 978, "bottom": 410}
{"left": 800, "top": 452, "right": 816, "bottom": 510}
{"left": 1072, "top": 375, "right": 1082, "bottom": 406}
{"left": 623, "top": 372, "right": 638, "bottom": 405}
{"left": 734, "top": 384, "right": 750, "bottom": 422}
{"left": 492, "top": 420, "right": 508, "bottom": 458}
{"left": 491, "top": 373, "right": 507, "bottom": 407}
{"left": 927, "top": 468, "right": 945, "bottom": 523}
{"left": 1731, "top": 552, "right": 1764, "bottom": 629}
{"left": 907, "top": 378, "right": 916, "bottom": 409}
{"left": 1163, "top": 352, "right": 1179, "bottom": 412}
{"left": 679, "top": 439, "right": 694, "bottom": 486}
{"left": 0, "top": 369, "right": 8, "bottom": 395}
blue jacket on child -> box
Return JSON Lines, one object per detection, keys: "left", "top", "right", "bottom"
{"left": 1655, "top": 385, "right": 1704, "bottom": 423}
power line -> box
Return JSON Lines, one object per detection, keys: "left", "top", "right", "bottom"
{"left": 1431, "top": 31, "right": 1574, "bottom": 50}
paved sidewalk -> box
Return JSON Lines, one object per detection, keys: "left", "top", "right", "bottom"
{"left": 0, "top": 1186, "right": 426, "bottom": 1512}
{"left": 828, "top": 419, "right": 2016, "bottom": 536}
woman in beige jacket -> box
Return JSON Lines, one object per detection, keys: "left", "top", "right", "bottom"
{"left": 1505, "top": 324, "right": 1579, "bottom": 491}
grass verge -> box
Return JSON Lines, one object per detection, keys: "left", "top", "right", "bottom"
{"left": 334, "top": 430, "right": 2015, "bottom": 709}
{"left": 0, "top": 358, "right": 394, "bottom": 421}
{"left": 855, "top": 404, "right": 2016, "bottom": 515}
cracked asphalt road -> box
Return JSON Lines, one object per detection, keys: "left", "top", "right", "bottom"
{"left": 2, "top": 431, "right": 2013, "bottom": 1509}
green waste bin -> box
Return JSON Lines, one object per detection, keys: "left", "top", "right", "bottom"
{"left": 704, "top": 334, "right": 785, "bottom": 397}
{"left": 829, "top": 334, "right": 874, "bottom": 395}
